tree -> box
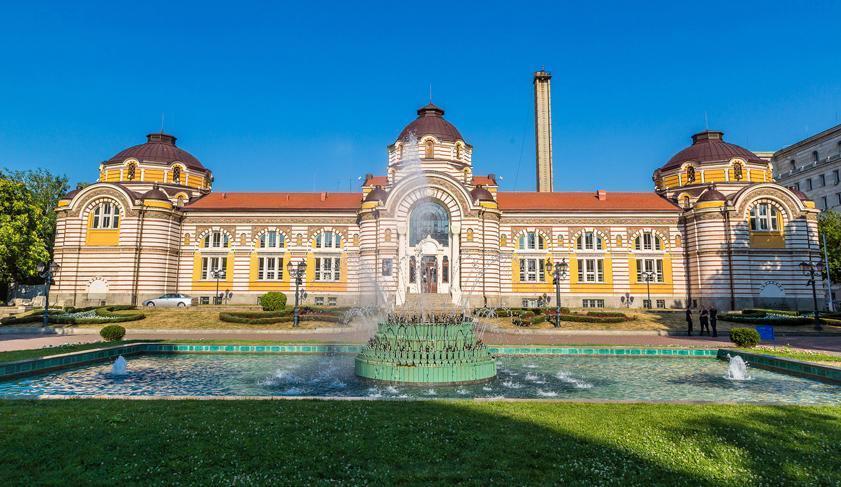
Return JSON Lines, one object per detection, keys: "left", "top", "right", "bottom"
{"left": 3, "top": 169, "right": 69, "bottom": 254}
{"left": 0, "top": 177, "right": 50, "bottom": 283}
{"left": 818, "top": 211, "right": 841, "bottom": 283}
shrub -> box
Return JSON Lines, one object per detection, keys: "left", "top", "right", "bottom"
{"left": 729, "top": 327, "right": 761, "bottom": 348}
{"left": 530, "top": 315, "right": 547, "bottom": 325}
{"left": 718, "top": 313, "right": 813, "bottom": 326}
{"left": 100, "top": 324, "right": 126, "bottom": 342}
{"left": 556, "top": 314, "right": 626, "bottom": 324}
{"left": 586, "top": 311, "right": 630, "bottom": 319}
{"left": 520, "top": 311, "right": 535, "bottom": 319}
{"left": 258, "top": 292, "right": 287, "bottom": 311}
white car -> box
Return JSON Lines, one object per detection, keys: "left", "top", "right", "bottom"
{"left": 143, "top": 293, "right": 193, "bottom": 308}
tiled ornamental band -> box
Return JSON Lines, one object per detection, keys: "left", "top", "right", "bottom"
{"left": 354, "top": 317, "right": 497, "bottom": 384}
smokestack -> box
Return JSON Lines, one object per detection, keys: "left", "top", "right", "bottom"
{"left": 533, "top": 69, "right": 553, "bottom": 192}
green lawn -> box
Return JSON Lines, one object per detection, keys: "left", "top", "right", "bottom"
{"left": 0, "top": 401, "right": 838, "bottom": 485}
{"left": 0, "top": 340, "right": 151, "bottom": 363}
{"left": 742, "top": 346, "right": 841, "bottom": 364}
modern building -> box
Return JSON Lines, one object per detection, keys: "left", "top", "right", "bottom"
{"left": 771, "top": 123, "right": 841, "bottom": 212}
{"left": 50, "top": 74, "right": 824, "bottom": 311}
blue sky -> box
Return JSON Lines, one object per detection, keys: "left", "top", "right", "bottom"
{"left": 1, "top": 0, "right": 840, "bottom": 192}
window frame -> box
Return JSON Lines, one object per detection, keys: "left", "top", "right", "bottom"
{"left": 749, "top": 202, "right": 780, "bottom": 232}
{"left": 576, "top": 258, "right": 605, "bottom": 283}
{"left": 257, "top": 256, "right": 284, "bottom": 281}
{"left": 314, "top": 256, "right": 341, "bottom": 282}
{"left": 91, "top": 201, "right": 121, "bottom": 229}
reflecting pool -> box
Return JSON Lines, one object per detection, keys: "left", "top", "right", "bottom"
{"left": 0, "top": 354, "right": 838, "bottom": 404}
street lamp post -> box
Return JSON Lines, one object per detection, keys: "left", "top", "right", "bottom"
{"left": 36, "top": 261, "right": 60, "bottom": 328}
{"left": 286, "top": 260, "right": 308, "bottom": 327}
{"left": 211, "top": 269, "right": 226, "bottom": 305}
{"left": 640, "top": 270, "right": 655, "bottom": 309}
{"left": 799, "top": 261, "right": 823, "bottom": 331}
{"left": 548, "top": 258, "right": 568, "bottom": 328}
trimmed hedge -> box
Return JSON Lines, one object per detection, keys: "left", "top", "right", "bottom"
{"left": 0, "top": 306, "right": 145, "bottom": 326}
{"left": 219, "top": 309, "right": 342, "bottom": 325}
{"left": 730, "top": 327, "right": 761, "bottom": 347}
{"left": 258, "top": 292, "right": 287, "bottom": 311}
{"left": 586, "top": 311, "right": 633, "bottom": 319}
{"left": 556, "top": 314, "right": 627, "bottom": 324}
{"left": 100, "top": 325, "right": 126, "bottom": 341}
{"left": 718, "top": 313, "right": 815, "bottom": 326}
{"left": 742, "top": 308, "right": 800, "bottom": 317}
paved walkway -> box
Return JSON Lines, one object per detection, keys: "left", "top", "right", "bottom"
{"left": 2, "top": 329, "right": 841, "bottom": 354}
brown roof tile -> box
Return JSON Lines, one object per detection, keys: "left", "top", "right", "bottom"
{"left": 497, "top": 192, "right": 679, "bottom": 212}
{"left": 184, "top": 192, "right": 361, "bottom": 211}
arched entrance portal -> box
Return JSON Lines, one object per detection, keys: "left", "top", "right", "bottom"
{"left": 408, "top": 200, "right": 450, "bottom": 295}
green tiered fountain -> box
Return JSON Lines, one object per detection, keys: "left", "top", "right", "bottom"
{"left": 355, "top": 313, "right": 497, "bottom": 384}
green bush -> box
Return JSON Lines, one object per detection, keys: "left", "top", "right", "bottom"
{"left": 586, "top": 311, "right": 630, "bottom": 319}
{"left": 258, "top": 292, "right": 287, "bottom": 311}
{"left": 729, "top": 327, "right": 760, "bottom": 348}
{"left": 1, "top": 306, "right": 144, "bottom": 326}
{"left": 519, "top": 311, "right": 535, "bottom": 319}
{"left": 556, "top": 314, "right": 626, "bottom": 324}
{"left": 719, "top": 313, "right": 813, "bottom": 326}
{"left": 530, "top": 315, "right": 547, "bottom": 325}
{"left": 99, "top": 324, "right": 126, "bottom": 342}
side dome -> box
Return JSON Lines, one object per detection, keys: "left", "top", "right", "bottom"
{"left": 661, "top": 130, "right": 765, "bottom": 171}
{"left": 142, "top": 186, "right": 170, "bottom": 201}
{"left": 470, "top": 185, "right": 494, "bottom": 202}
{"left": 364, "top": 186, "right": 389, "bottom": 203}
{"left": 397, "top": 103, "right": 465, "bottom": 143}
{"left": 106, "top": 133, "right": 206, "bottom": 171}
{"left": 697, "top": 186, "right": 727, "bottom": 202}
{"left": 789, "top": 187, "right": 810, "bottom": 201}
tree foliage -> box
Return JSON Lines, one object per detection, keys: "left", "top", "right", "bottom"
{"left": 818, "top": 211, "right": 841, "bottom": 283}
{"left": 0, "top": 177, "right": 50, "bottom": 283}
{"left": 3, "top": 169, "right": 69, "bottom": 253}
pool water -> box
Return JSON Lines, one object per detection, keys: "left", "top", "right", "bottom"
{"left": 0, "top": 354, "right": 838, "bottom": 404}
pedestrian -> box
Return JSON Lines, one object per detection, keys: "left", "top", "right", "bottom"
{"left": 699, "top": 308, "right": 710, "bottom": 336}
{"left": 685, "top": 307, "right": 693, "bottom": 336}
{"left": 710, "top": 307, "right": 718, "bottom": 337}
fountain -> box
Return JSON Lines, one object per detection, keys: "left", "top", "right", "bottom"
{"left": 111, "top": 356, "right": 128, "bottom": 376}
{"left": 355, "top": 313, "right": 497, "bottom": 384}
{"left": 725, "top": 354, "right": 750, "bottom": 381}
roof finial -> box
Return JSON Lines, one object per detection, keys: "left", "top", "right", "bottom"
{"left": 704, "top": 111, "right": 709, "bottom": 131}
{"left": 160, "top": 112, "right": 165, "bottom": 134}
{"left": 428, "top": 83, "right": 432, "bottom": 103}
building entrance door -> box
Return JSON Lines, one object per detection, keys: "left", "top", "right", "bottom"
{"left": 421, "top": 256, "right": 438, "bottom": 293}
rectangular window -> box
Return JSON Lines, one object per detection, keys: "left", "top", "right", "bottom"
{"left": 656, "top": 299, "right": 666, "bottom": 309}
{"left": 382, "top": 258, "right": 392, "bottom": 276}
{"left": 201, "top": 257, "right": 227, "bottom": 280}
{"left": 834, "top": 170, "right": 840, "bottom": 185}
{"left": 582, "top": 299, "right": 604, "bottom": 308}
{"left": 522, "top": 298, "right": 538, "bottom": 308}
{"left": 820, "top": 174, "right": 826, "bottom": 187}
{"left": 577, "top": 258, "right": 604, "bottom": 283}
{"left": 837, "top": 193, "right": 841, "bottom": 206}
{"left": 257, "top": 257, "right": 283, "bottom": 280}
{"left": 807, "top": 178, "right": 813, "bottom": 191}
{"left": 643, "top": 299, "right": 652, "bottom": 309}
{"left": 821, "top": 196, "right": 828, "bottom": 210}
{"left": 314, "top": 297, "right": 324, "bottom": 306}
{"left": 314, "top": 257, "right": 341, "bottom": 281}
{"left": 518, "top": 258, "right": 545, "bottom": 282}
{"left": 327, "top": 297, "right": 337, "bottom": 306}
{"left": 636, "top": 258, "right": 664, "bottom": 283}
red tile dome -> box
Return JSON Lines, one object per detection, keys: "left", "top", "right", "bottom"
{"left": 105, "top": 133, "right": 206, "bottom": 171}
{"left": 397, "top": 103, "right": 464, "bottom": 143}
{"left": 470, "top": 185, "right": 494, "bottom": 202}
{"left": 662, "top": 130, "right": 764, "bottom": 171}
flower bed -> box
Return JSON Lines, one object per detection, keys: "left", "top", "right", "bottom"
{"left": 0, "top": 306, "right": 145, "bottom": 326}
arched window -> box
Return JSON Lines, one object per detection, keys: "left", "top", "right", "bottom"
{"left": 126, "top": 163, "right": 137, "bottom": 181}
{"left": 315, "top": 230, "right": 341, "bottom": 249}
{"left": 175, "top": 195, "right": 187, "bottom": 207}
{"left": 409, "top": 200, "right": 449, "bottom": 246}
{"left": 518, "top": 231, "right": 545, "bottom": 250}
{"left": 634, "top": 231, "right": 663, "bottom": 251}
{"left": 455, "top": 144, "right": 461, "bottom": 159}
{"left": 789, "top": 159, "right": 796, "bottom": 171}
{"left": 732, "top": 162, "right": 743, "bottom": 181}
{"left": 686, "top": 166, "right": 696, "bottom": 183}
{"left": 91, "top": 201, "right": 120, "bottom": 229}
{"left": 258, "top": 230, "right": 285, "bottom": 249}
{"left": 384, "top": 229, "right": 392, "bottom": 242}
{"left": 576, "top": 231, "right": 603, "bottom": 250}
{"left": 812, "top": 150, "right": 819, "bottom": 162}
{"left": 203, "top": 230, "right": 230, "bottom": 248}
{"left": 424, "top": 139, "right": 434, "bottom": 158}
{"left": 681, "top": 195, "right": 691, "bottom": 209}
{"left": 398, "top": 144, "right": 404, "bottom": 159}
{"left": 749, "top": 202, "right": 779, "bottom": 232}
{"left": 172, "top": 166, "right": 182, "bottom": 184}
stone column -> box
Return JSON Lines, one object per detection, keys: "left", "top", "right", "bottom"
{"left": 450, "top": 222, "right": 462, "bottom": 305}
{"left": 396, "top": 223, "right": 408, "bottom": 306}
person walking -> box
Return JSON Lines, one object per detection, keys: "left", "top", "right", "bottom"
{"left": 699, "top": 308, "right": 710, "bottom": 336}
{"left": 709, "top": 307, "right": 718, "bottom": 337}
{"left": 685, "top": 307, "right": 693, "bottom": 336}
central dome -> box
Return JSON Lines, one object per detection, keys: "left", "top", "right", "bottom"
{"left": 105, "top": 133, "right": 206, "bottom": 171}
{"left": 397, "top": 103, "right": 465, "bottom": 143}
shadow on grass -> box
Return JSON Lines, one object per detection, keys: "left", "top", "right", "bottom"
{"left": 0, "top": 400, "right": 838, "bottom": 485}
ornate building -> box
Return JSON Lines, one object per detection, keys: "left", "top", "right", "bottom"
{"left": 51, "top": 78, "right": 824, "bottom": 310}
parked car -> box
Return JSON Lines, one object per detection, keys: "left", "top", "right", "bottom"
{"left": 143, "top": 293, "right": 193, "bottom": 308}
